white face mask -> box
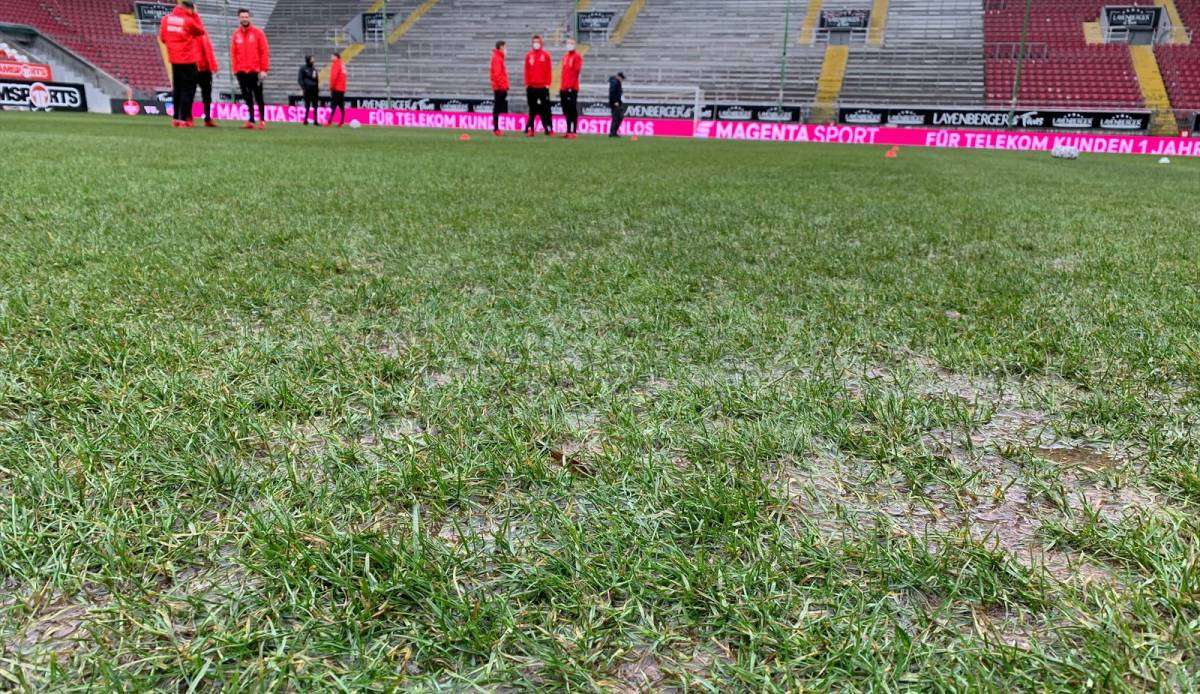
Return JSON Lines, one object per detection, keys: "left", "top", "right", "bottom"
{"left": 567, "top": 43, "right": 576, "bottom": 51}
{"left": 533, "top": 42, "right": 541, "bottom": 50}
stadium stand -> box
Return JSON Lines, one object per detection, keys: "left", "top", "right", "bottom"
{"left": 840, "top": 0, "right": 985, "bottom": 106}
{"left": 0, "top": 0, "right": 166, "bottom": 91}
{"left": 333, "top": 1, "right": 582, "bottom": 100}
{"left": 190, "top": 1, "right": 279, "bottom": 98}
{"left": 1156, "top": 0, "right": 1200, "bottom": 110}
{"left": 0, "top": 41, "right": 30, "bottom": 62}
{"left": 257, "top": 0, "right": 368, "bottom": 102}
{"left": 983, "top": 0, "right": 1150, "bottom": 108}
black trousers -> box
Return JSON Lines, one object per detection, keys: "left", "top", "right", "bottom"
{"left": 302, "top": 87, "right": 318, "bottom": 124}
{"left": 171, "top": 63, "right": 198, "bottom": 122}
{"left": 197, "top": 70, "right": 213, "bottom": 122}
{"left": 235, "top": 71, "right": 265, "bottom": 122}
{"left": 329, "top": 90, "right": 346, "bottom": 124}
{"left": 560, "top": 89, "right": 578, "bottom": 133}
{"left": 609, "top": 101, "right": 626, "bottom": 137}
{"left": 492, "top": 89, "right": 508, "bottom": 132}
{"left": 525, "top": 87, "right": 551, "bottom": 134}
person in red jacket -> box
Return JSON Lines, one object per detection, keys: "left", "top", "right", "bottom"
{"left": 559, "top": 37, "right": 583, "bottom": 139}
{"left": 523, "top": 34, "right": 553, "bottom": 137}
{"left": 196, "top": 31, "right": 218, "bottom": 127}
{"left": 489, "top": 40, "right": 508, "bottom": 136}
{"left": 158, "top": 1, "right": 206, "bottom": 128}
{"left": 230, "top": 8, "right": 270, "bottom": 129}
{"left": 326, "top": 51, "right": 347, "bottom": 127}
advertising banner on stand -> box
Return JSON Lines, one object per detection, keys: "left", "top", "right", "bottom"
{"left": 0, "top": 61, "right": 52, "bottom": 81}
{"left": 113, "top": 99, "right": 1200, "bottom": 158}
{"left": 0, "top": 80, "right": 87, "bottom": 111}
{"left": 1104, "top": 6, "right": 1162, "bottom": 28}
{"left": 134, "top": 2, "right": 173, "bottom": 23}
{"left": 839, "top": 106, "right": 1151, "bottom": 132}
{"left": 820, "top": 9, "right": 871, "bottom": 29}
{"left": 577, "top": 11, "right": 616, "bottom": 33}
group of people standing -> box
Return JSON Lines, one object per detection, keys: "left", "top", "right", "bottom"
{"left": 159, "top": 1, "right": 269, "bottom": 128}
{"left": 161, "top": 3, "right": 623, "bottom": 137}
{"left": 298, "top": 52, "right": 349, "bottom": 127}
{"left": 158, "top": 1, "right": 348, "bottom": 129}
{"left": 489, "top": 35, "right": 626, "bottom": 139}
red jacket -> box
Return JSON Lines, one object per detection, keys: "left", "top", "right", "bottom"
{"left": 490, "top": 49, "right": 508, "bottom": 91}
{"left": 524, "top": 48, "right": 551, "bottom": 88}
{"left": 197, "top": 34, "right": 218, "bottom": 74}
{"left": 329, "top": 57, "right": 347, "bottom": 92}
{"left": 230, "top": 25, "right": 270, "bottom": 73}
{"left": 158, "top": 6, "right": 205, "bottom": 65}
{"left": 560, "top": 50, "right": 582, "bottom": 91}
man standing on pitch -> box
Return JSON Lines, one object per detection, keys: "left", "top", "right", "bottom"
{"left": 608, "top": 71, "right": 626, "bottom": 138}
{"left": 230, "top": 7, "right": 270, "bottom": 130}
{"left": 559, "top": 38, "right": 583, "bottom": 139}
{"left": 523, "top": 35, "right": 553, "bottom": 137}
{"left": 298, "top": 55, "right": 319, "bottom": 126}
{"left": 196, "top": 29, "right": 218, "bottom": 127}
{"left": 327, "top": 51, "right": 347, "bottom": 127}
{"left": 490, "top": 40, "right": 508, "bottom": 136}
{"left": 158, "top": 0, "right": 206, "bottom": 128}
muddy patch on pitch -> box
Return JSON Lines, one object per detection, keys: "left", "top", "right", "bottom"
{"left": 613, "top": 649, "right": 665, "bottom": 692}
{"left": 2, "top": 587, "right": 110, "bottom": 656}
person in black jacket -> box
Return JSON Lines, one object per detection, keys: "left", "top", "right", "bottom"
{"left": 298, "top": 55, "right": 319, "bottom": 126}
{"left": 608, "top": 72, "right": 626, "bottom": 138}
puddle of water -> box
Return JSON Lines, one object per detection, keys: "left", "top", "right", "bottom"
{"left": 1034, "top": 447, "right": 1122, "bottom": 473}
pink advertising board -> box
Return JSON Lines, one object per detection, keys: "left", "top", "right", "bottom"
{"left": 188, "top": 102, "right": 1200, "bottom": 158}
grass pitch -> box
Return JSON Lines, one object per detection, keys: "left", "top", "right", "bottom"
{"left": 1, "top": 112, "right": 1200, "bottom": 690}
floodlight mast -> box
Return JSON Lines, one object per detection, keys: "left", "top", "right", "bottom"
{"left": 384, "top": 0, "right": 392, "bottom": 107}
{"left": 778, "top": 0, "right": 793, "bottom": 107}
{"left": 1006, "top": 0, "right": 1032, "bottom": 129}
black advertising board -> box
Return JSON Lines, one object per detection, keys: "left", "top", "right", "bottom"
{"left": 820, "top": 9, "right": 870, "bottom": 29}
{"left": 134, "top": 2, "right": 173, "bottom": 23}
{"left": 838, "top": 106, "right": 1151, "bottom": 132}
{"left": 112, "top": 97, "right": 168, "bottom": 116}
{"left": 286, "top": 95, "right": 491, "bottom": 111}
{"left": 577, "top": 11, "right": 616, "bottom": 33}
{"left": 1104, "top": 6, "right": 1162, "bottom": 28}
{"left": 361, "top": 12, "right": 396, "bottom": 34}
{"left": 0, "top": 80, "right": 88, "bottom": 111}
{"left": 283, "top": 94, "right": 810, "bottom": 123}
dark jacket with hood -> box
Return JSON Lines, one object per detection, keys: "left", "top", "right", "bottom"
{"left": 298, "top": 63, "right": 318, "bottom": 91}
{"left": 608, "top": 75, "right": 623, "bottom": 104}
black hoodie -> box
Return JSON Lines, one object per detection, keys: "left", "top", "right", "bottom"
{"left": 298, "top": 64, "right": 318, "bottom": 91}
{"left": 608, "top": 75, "right": 623, "bottom": 104}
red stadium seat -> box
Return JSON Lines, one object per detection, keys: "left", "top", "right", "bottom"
{"left": 0, "top": 0, "right": 168, "bottom": 92}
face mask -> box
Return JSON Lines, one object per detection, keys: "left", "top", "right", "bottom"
{"left": 567, "top": 43, "right": 576, "bottom": 51}
{"left": 533, "top": 42, "right": 541, "bottom": 50}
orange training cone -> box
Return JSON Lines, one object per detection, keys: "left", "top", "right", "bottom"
{"left": 631, "top": 135, "right": 638, "bottom": 141}
{"left": 459, "top": 133, "right": 471, "bottom": 141}
{"left": 885, "top": 149, "right": 898, "bottom": 158}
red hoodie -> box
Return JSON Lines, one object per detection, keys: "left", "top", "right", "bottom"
{"left": 560, "top": 50, "right": 582, "bottom": 91}
{"left": 329, "top": 57, "right": 347, "bottom": 92}
{"left": 197, "top": 34, "right": 218, "bottom": 74}
{"left": 490, "top": 49, "right": 508, "bottom": 91}
{"left": 524, "top": 48, "right": 551, "bottom": 89}
{"left": 158, "top": 6, "right": 205, "bottom": 65}
{"left": 230, "top": 24, "right": 270, "bottom": 73}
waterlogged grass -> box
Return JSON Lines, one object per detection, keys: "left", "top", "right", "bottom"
{"left": 1, "top": 112, "right": 1199, "bottom": 690}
